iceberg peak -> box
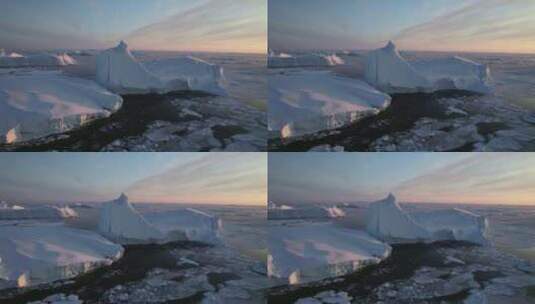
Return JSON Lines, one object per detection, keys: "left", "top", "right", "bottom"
{"left": 116, "top": 41, "right": 128, "bottom": 51}
{"left": 385, "top": 41, "right": 396, "bottom": 51}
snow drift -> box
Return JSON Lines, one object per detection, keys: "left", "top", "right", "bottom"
{"left": 0, "top": 70, "right": 123, "bottom": 144}
{"left": 366, "top": 194, "right": 489, "bottom": 245}
{"left": 0, "top": 52, "right": 77, "bottom": 68}
{"left": 268, "top": 53, "right": 344, "bottom": 68}
{"left": 0, "top": 223, "right": 123, "bottom": 289}
{"left": 0, "top": 205, "right": 78, "bottom": 221}
{"left": 98, "top": 194, "right": 221, "bottom": 244}
{"left": 269, "top": 70, "right": 391, "bottom": 138}
{"left": 96, "top": 41, "right": 226, "bottom": 95}
{"left": 365, "top": 41, "right": 492, "bottom": 94}
{"left": 268, "top": 222, "right": 391, "bottom": 284}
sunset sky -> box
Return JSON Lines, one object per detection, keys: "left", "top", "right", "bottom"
{"left": 0, "top": 0, "right": 266, "bottom": 53}
{"left": 269, "top": 153, "right": 535, "bottom": 206}
{"left": 269, "top": 0, "right": 535, "bottom": 54}
{"left": 0, "top": 153, "right": 267, "bottom": 206}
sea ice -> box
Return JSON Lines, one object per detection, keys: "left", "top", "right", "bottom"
{"left": 268, "top": 53, "right": 344, "bottom": 68}
{"left": 268, "top": 204, "right": 346, "bottom": 220}
{"left": 0, "top": 205, "right": 78, "bottom": 221}
{"left": 268, "top": 222, "right": 391, "bottom": 284}
{"left": 0, "top": 51, "right": 77, "bottom": 68}
{"left": 0, "top": 223, "right": 123, "bottom": 289}
{"left": 0, "top": 70, "right": 123, "bottom": 144}
{"left": 269, "top": 70, "right": 391, "bottom": 138}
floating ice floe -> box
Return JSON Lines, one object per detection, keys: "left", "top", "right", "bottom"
{"left": 0, "top": 205, "right": 78, "bottom": 221}
{"left": 0, "top": 70, "right": 123, "bottom": 144}
{"left": 269, "top": 70, "right": 391, "bottom": 138}
{"left": 268, "top": 52, "right": 344, "bottom": 68}
{"left": 366, "top": 194, "right": 489, "bottom": 245}
{"left": 268, "top": 203, "right": 345, "bottom": 220}
{"left": 268, "top": 222, "right": 392, "bottom": 284}
{"left": 0, "top": 223, "right": 124, "bottom": 289}
{"left": 96, "top": 41, "right": 226, "bottom": 95}
{"left": 98, "top": 193, "right": 221, "bottom": 244}
{"left": 0, "top": 51, "right": 77, "bottom": 68}
{"left": 365, "top": 41, "right": 492, "bottom": 94}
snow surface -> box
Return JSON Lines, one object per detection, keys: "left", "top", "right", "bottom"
{"left": 268, "top": 222, "right": 391, "bottom": 284}
{"left": 269, "top": 70, "right": 391, "bottom": 138}
{"left": 98, "top": 194, "right": 221, "bottom": 244}
{"left": 0, "top": 52, "right": 77, "bottom": 68}
{"left": 144, "top": 56, "right": 226, "bottom": 96}
{"left": 0, "top": 70, "right": 123, "bottom": 144}
{"left": 0, "top": 223, "right": 123, "bottom": 289}
{"left": 268, "top": 53, "right": 344, "bottom": 68}
{"left": 366, "top": 194, "right": 490, "bottom": 245}
{"left": 365, "top": 41, "right": 492, "bottom": 94}
{"left": 0, "top": 205, "right": 78, "bottom": 221}
{"left": 96, "top": 41, "right": 226, "bottom": 95}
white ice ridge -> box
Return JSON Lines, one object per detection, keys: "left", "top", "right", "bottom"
{"left": 98, "top": 193, "right": 221, "bottom": 245}
{"left": 0, "top": 205, "right": 78, "bottom": 221}
{"left": 268, "top": 52, "right": 345, "bottom": 68}
{"left": 365, "top": 41, "right": 492, "bottom": 94}
{"left": 0, "top": 70, "right": 123, "bottom": 144}
{"left": 366, "top": 194, "right": 490, "bottom": 245}
{"left": 0, "top": 223, "right": 124, "bottom": 290}
{"left": 96, "top": 41, "right": 226, "bottom": 95}
{"left": 0, "top": 51, "right": 77, "bottom": 68}
{"left": 269, "top": 70, "right": 391, "bottom": 138}
{"left": 268, "top": 204, "right": 345, "bottom": 220}
{"left": 268, "top": 222, "right": 392, "bottom": 284}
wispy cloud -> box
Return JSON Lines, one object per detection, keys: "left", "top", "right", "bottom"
{"left": 125, "top": 0, "right": 266, "bottom": 53}
{"left": 126, "top": 153, "right": 267, "bottom": 205}
{"left": 393, "top": 0, "right": 535, "bottom": 53}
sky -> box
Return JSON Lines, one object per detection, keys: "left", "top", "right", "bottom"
{"left": 0, "top": 153, "right": 267, "bottom": 206}
{"left": 269, "top": 0, "right": 535, "bottom": 54}
{"left": 0, "top": 0, "right": 266, "bottom": 53}
{"left": 269, "top": 153, "right": 535, "bottom": 206}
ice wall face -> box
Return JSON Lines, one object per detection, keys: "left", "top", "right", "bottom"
{"left": 98, "top": 193, "right": 164, "bottom": 243}
{"left": 0, "top": 223, "right": 123, "bottom": 290}
{"left": 366, "top": 194, "right": 490, "bottom": 245}
{"left": 366, "top": 194, "right": 431, "bottom": 242}
{"left": 269, "top": 70, "right": 391, "bottom": 138}
{"left": 364, "top": 41, "right": 492, "bottom": 94}
{"left": 268, "top": 222, "right": 392, "bottom": 284}
{"left": 0, "top": 70, "right": 123, "bottom": 144}
{"left": 96, "top": 41, "right": 164, "bottom": 93}
{"left": 365, "top": 41, "right": 429, "bottom": 90}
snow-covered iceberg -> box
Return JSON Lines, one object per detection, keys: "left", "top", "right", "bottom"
{"left": 0, "top": 201, "right": 24, "bottom": 210}
{"left": 0, "top": 223, "right": 123, "bottom": 289}
{"left": 144, "top": 56, "right": 226, "bottom": 96}
{"left": 268, "top": 222, "right": 391, "bottom": 284}
{"left": 269, "top": 70, "right": 391, "bottom": 138}
{"left": 364, "top": 41, "right": 492, "bottom": 94}
{"left": 0, "top": 205, "right": 78, "bottom": 221}
{"left": 0, "top": 52, "right": 76, "bottom": 68}
{"left": 96, "top": 41, "right": 226, "bottom": 95}
{"left": 366, "top": 194, "right": 490, "bottom": 245}
{"left": 98, "top": 193, "right": 164, "bottom": 243}
{"left": 98, "top": 194, "right": 221, "bottom": 245}
{"left": 268, "top": 204, "right": 345, "bottom": 220}
{"left": 0, "top": 70, "right": 123, "bottom": 144}
{"left": 268, "top": 53, "right": 344, "bottom": 68}
{"left": 145, "top": 208, "right": 221, "bottom": 244}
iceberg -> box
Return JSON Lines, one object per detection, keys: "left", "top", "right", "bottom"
{"left": 364, "top": 41, "right": 429, "bottom": 91}
{"left": 0, "top": 201, "right": 24, "bottom": 210}
{"left": 98, "top": 194, "right": 221, "bottom": 245}
{"left": 144, "top": 56, "right": 226, "bottom": 96}
{"left": 268, "top": 53, "right": 344, "bottom": 68}
{"left": 98, "top": 193, "right": 164, "bottom": 243}
{"left": 0, "top": 52, "right": 77, "bottom": 68}
{"left": 0, "top": 70, "right": 123, "bottom": 144}
{"left": 364, "top": 41, "right": 492, "bottom": 94}
{"left": 366, "top": 194, "right": 490, "bottom": 245}
{"left": 268, "top": 204, "right": 345, "bottom": 220}
{"left": 269, "top": 70, "right": 391, "bottom": 138}
{"left": 0, "top": 223, "right": 123, "bottom": 289}
{"left": 268, "top": 222, "right": 391, "bottom": 284}
{"left": 96, "top": 41, "right": 226, "bottom": 95}
{"left": 0, "top": 205, "right": 78, "bottom": 221}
